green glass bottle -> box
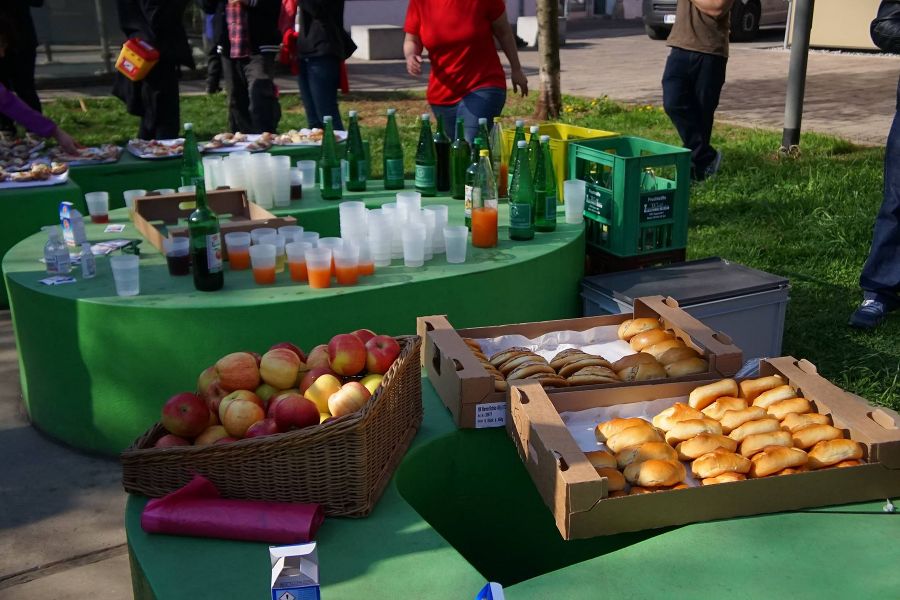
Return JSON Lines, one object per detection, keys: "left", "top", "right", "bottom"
{"left": 527, "top": 125, "right": 541, "bottom": 175}
{"left": 414, "top": 114, "right": 437, "bottom": 197}
{"left": 450, "top": 118, "right": 469, "bottom": 200}
{"left": 477, "top": 117, "right": 492, "bottom": 157}
{"left": 184, "top": 123, "right": 224, "bottom": 291}
{"left": 433, "top": 115, "right": 451, "bottom": 192}
{"left": 508, "top": 140, "right": 535, "bottom": 241}
{"left": 383, "top": 108, "right": 405, "bottom": 190}
{"left": 464, "top": 137, "right": 483, "bottom": 229}
{"left": 319, "top": 115, "right": 342, "bottom": 200}
{"left": 508, "top": 119, "right": 525, "bottom": 192}
{"left": 534, "top": 134, "right": 557, "bottom": 232}
{"left": 346, "top": 110, "right": 367, "bottom": 192}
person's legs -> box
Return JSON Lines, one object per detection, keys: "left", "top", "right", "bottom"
{"left": 296, "top": 59, "right": 320, "bottom": 129}
{"left": 430, "top": 103, "right": 458, "bottom": 141}
{"left": 456, "top": 87, "right": 506, "bottom": 143}
{"left": 140, "top": 60, "right": 180, "bottom": 139}
{"left": 692, "top": 53, "right": 727, "bottom": 177}
{"left": 221, "top": 54, "right": 253, "bottom": 133}
{"left": 206, "top": 44, "right": 222, "bottom": 94}
{"left": 245, "top": 53, "right": 279, "bottom": 133}
{"left": 301, "top": 55, "right": 343, "bottom": 130}
{"left": 663, "top": 48, "right": 705, "bottom": 180}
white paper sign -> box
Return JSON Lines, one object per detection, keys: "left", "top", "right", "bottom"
{"left": 475, "top": 402, "right": 507, "bottom": 428}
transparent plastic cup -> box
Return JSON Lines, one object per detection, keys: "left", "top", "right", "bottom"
{"left": 224, "top": 231, "right": 252, "bottom": 270}
{"left": 249, "top": 244, "right": 277, "bottom": 285}
{"left": 154, "top": 188, "right": 176, "bottom": 195}
{"left": 402, "top": 223, "right": 427, "bottom": 268}
{"left": 298, "top": 160, "right": 317, "bottom": 189}
{"left": 177, "top": 185, "right": 196, "bottom": 193}
{"left": 285, "top": 241, "right": 312, "bottom": 282}
{"left": 371, "top": 235, "right": 392, "bottom": 267}
{"left": 297, "top": 231, "right": 320, "bottom": 246}
{"left": 396, "top": 191, "right": 421, "bottom": 222}
{"left": 258, "top": 234, "right": 286, "bottom": 272}
{"left": 563, "top": 179, "right": 587, "bottom": 225}
{"left": 356, "top": 240, "right": 375, "bottom": 276}
{"left": 272, "top": 155, "right": 292, "bottom": 207}
{"left": 333, "top": 243, "right": 360, "bottom": 285}
{"left": 250, "top": 227, "right": 277, "bottom": 245}
{"left": 162, "top": 237, "right": 190, "bottom": 276}
{"left": 110, "top": 254, "right": 140, "bottom": 296}
{"left": 443, "top": 226, "right": 468, "bottom": 264}
{"left": 305, "top": 247, "right": 333, "bottom": 289}
{"left": 85, "top": 191, "right": 109, "bottom": 224}
{"left": 123, "top": 189, "right": 147, "bottom": 211}
{"left": 419, "top": 209, "right": 436, "bottom": 261}
{"left": 278, "top": 225, "right": 304, "bottom": 242}
{"left": 425, "top": 205, "right": 449, "bottom": 254}
{"left": 318, "top": 237, "right": 344, "bottom": 275}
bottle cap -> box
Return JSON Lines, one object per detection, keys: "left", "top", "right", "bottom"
{"left": 387, "top": 108, "right": 396, "bottom": 115}
{"left": 323, "top": 115, "right": 333, "bottom": 123}
{"left": 540, "top": 135, "right": 550, "bottom": 142}
{"left": 515, "top": 119, "right": 524, "bottom": 126}
{"left": 530, "top": 125, "right": 539, "bottom": 133}
{"left": 494, "top": 116, "right": 501, "bottom": 122}
{"left": 184, "top": 122, "right": 193, "bottom": 130}
{"left": 480, "top": 149, "right": 489, "bottom": 157}
{"left": 517, "top": 140, "right": 527, "bottom": 148}
{"left": 348, "top": 110, "right": 357, "bottom": 117}
{"left": 421, "top": 114, "right": 430, "bottom": 121}
{"left": 478, "top": 117, "right": 487, "bottom": 125}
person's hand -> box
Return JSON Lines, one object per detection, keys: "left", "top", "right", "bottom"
{"left": 53, "top": 128, "right": 79, "bottom": 155}
{"left": 511, "top": 67, "right": 528, "bottom": 97}
{"left": 406, "top": 54, "right": 423, "bottom": 77}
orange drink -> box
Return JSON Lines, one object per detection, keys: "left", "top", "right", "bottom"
{"left": 358, "top": 261, "right": 375, "bottom": 276}
{"left": 289, "top": 261, "right": 308, "bottom": 282}
{"left": 249, "top": 243, "right": 277, "bottom": 285}
{"left": 229, "top": 247, "right": 250, "bottom": 270}
{"left": 253, "top": 266, "right": 276, "bottom": 285}
{"left": 335, "top": 264, "right": 359, "bottom": 285}
{"left": 472, "top": 206, "right": 498, "bottom": 248}
{"left": 498, "top": 163, "right": 509, "bottom": 197}
{"left": 308, "top": 265, "right": 331, "bottom": 289}
{"left": 305, "top": 246, "right": 333, "bottom": 289}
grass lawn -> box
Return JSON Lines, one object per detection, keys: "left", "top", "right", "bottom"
{"left": 44, "top": 91, "right": 899, "bottom": 408}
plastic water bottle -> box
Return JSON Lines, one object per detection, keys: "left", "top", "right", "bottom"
{"left": 80, "top": 243, "right": 96, "bottom": 279}
{"left": 55, "top": 234, "right": 71, "bottom": 274}
{"left": 43, "top": 227, "right": 70, "bottom": 275}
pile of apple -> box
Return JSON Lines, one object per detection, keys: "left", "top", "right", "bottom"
{"left": 154, "top": 330, "right": 402, "bottom": 448}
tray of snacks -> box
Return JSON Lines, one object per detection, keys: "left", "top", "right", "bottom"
{"left": 127, "top": 138, "right": 185, "bottom": 160}
{"left": 200, "top": 132, "right": 275, "bottom": 153}
{"left": 0, "top": 136, "right": 44, "bottom": 171}
{"left": 47, "top": 143, "right": 121, "bottom": 166}
{"left": 272, "top": 128, "right": 347, "bottom": 146}
{"left": 0, "top": 161, "right": 69, "bottom": 188}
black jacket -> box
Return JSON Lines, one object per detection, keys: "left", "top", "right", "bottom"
{"left": 204, "top": 0, "right": 281, "bottom": 56}
{"left": 296, "top": 0, "right": 355, "bottom": 59}
{"left": 872, "top": 1, "right": 900, "bottom": 53}
{"left": 116, "top": 0, "right": 194, "bottom": 67}
{"left": 0, "top": 0, "right": 43, "bottom": 50}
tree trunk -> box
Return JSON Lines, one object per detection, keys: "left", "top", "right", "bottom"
{"left": 534, "top": 0, "right": 562, "bottom": 120}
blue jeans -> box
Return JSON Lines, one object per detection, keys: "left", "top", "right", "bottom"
{"left": 859, "top": 76, "right": 900, "bottom": 309}
{"left": 297, "top": 55, "right": 343, "bottom": 131}
{"left": 662, "top": 47, "right": 727, "bottom": 179}
{"left": 431, "top": 87, "right": 506, "bottom": 144}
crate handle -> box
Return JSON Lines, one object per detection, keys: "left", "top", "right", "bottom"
{"left": 870, "top": 408, "right": 900, "bottom": 431}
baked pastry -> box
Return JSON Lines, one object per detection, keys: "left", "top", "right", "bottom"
{"left": 719, "top": 406, "right": 767, "bottom": 434}
{"left": 692, "top": 450, "right": 751, "bottom": 478}
{"left": 595, "top": 467, "right": 626, "bottom": 491}
{"left": 664, "top": 418, "right": 723, "bottom": 446}
{"left": 595, "top": 417, "right": 649, "bottom": 442}
{"left": 617, "top": 361, "right": 667, "bottom": 382}
{"left": 489, "top": 347, "right": 531, "bottom": 368}
{"left": 498, "top": 353, "right": 545, "bottom": 376}
{"left": 606, "top": 424, "right": 665, "bottom": 454}
{"left": 506, "top": 361, "right": 556, "bottom": 381}
{"left": 664, "top": 357, "right": 709, "bottom": 377}
{"left": 739, "top": 430, "right": 793, "bottom": 458}
{"left": 657, "top": 345, "right": 700, "bottom": 366}
{"left": 675, "top": 433, "right": 738, "bottom": 460}
{"left": 522, "top": 373, "right": 569, "bottom": 388}
{"left": 728, "top": 417, "right": 781, "bottom": 443}
{"left": 775, "top": 465, "right": 810, "bottom": 476}
{"left": 585, "top": 450, "right": 617, "bottom": 470}
{"left": 566, "top": 366, "right": 620, "bottom": 386}
{"left": 629, "top": 328, "right": 674, "bottom": 352}
{"left": 615, "top": 441, "right": 679, "bottom": 469}
{"left": 608, "top": 489, "right": 628, "bottom": 498}
{"left": 701, "top": 396, "right": 748, "bottom": 421}
{"left": 766, "top": 397, "right": 812, "bottom": 420}
{"left": 751, "top": 385, "right": 798, "bottom": 409}
{"left": 558, "top": 357, "right": 613, "bottom": 378}
{"left": 749, "top": 446, "right": 809, "bottom": 478}
{"left": 791, "top": 424, "right": 843, "bottom": 449}
{"left": 701, "top": 472, "right": 746, "bottom": 485}
{"left": 834, "top": 459, "right": 862, "bottom": 468}
{"left": 617, "top": 318, "right": 661, "bottom": 341}
{"left": 739, "top": 375, "right": 786, "bottom": 402}
{"left": 624, "top": 459, "right": 686, "bottom": 487}
{"left": 549, "top": 348, "right": 594, "bottom": 370}
{"left": 462, "top": 337, "right": 482, "bottom": 350}
{"left": 781, "top": 412, "right": 832, "bottom": 432}
{"left": 689, "top": 379, "right": 739, "bottom": 410}
{"left": 807, "top": 439, "right": 864, "bottom": 469}
{"left": 652, "top": 402, "right": 705, "bottom": 431}
{"left": 644, "top": 339, "right": 686, "bottom": 361}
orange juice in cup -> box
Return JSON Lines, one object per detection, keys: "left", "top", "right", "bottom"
{"left": 224, "top": 232, "right": 252, "bottom": 270}
{"left": 249, "top": 244, "right": 277, "bottom": 285}
{"left": 333, "top": 244, "right": 360, "bottom": 286}
{"left": 305, "top": 247, "right": 333, "bottom": 289}
{"left": 358, "top": 261, "right": 375, "bottom": 276}
{"left": 285, "top": 241, "right": 312, "bottom": 282}
{"left": 289, "top": 261, "right": 308, "bottom": 282}
{"left": 253, "top": 266, "right": 276, "bottom": 285}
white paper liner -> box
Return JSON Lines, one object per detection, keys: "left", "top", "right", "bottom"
{"left": 473, "top": 325, "right": 635, "bottom": 365}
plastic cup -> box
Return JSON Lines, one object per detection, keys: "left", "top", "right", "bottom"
{"left": 297, "top": 231, "right": 320, "bottom": 246}
{"left": 443, "top": 226, "right": 468, "bottom": 264}
{"left": 250, "top": 227, "right": 277, "bottom": 245}
{"left": 425, "top": 205, "right": 449, "bottom": 254}
{"left": 318, "top": 237, "right": 344, "bottom": 275}
{"left": 259, "top": 234, "right": 286, "bottom": 272}
{"left": 177, "top": 185, "right": 196, "bottom": 193}
{"left": 154, "top": 188, "right": 176, "bottom": 195}
{"left": 123, "top": 189, "right": 147, "bottom": 211}
{"left": 371, "top": 236, "right": 392, "bottom": 267}
{"left": 162, "top": 237, "right": 190, "bottom": 276}
{"left": 298, "top": 160, "right": 317, "bottom": 189}
{"left": 356, "top": 240, "right": 374, "bottom": 276}
{"left": 402, "top": 223, "right": 427, "bottom": 268}
{"left": 272, "top": 155, "right": 292, "bottom": 207}
{"left": 285, "top": 241, "right": 312, "bottom": 282}
{"left": 396, "top": 191, "right": 421, "bottom": 222}
{"left": 419, "top": 209, "right": 436, "bottom": 261}
{"left": 110, "top": 254, "right": 140, "bottom": 296}
{"left": 202, "top": 156, "right": 222, "bottom": 190}
{"left": 224, "top": 232, "right": 251, "bottom": 270}
{"left": 305, "top": 247, "right": 332, "bottom": 289}
{"left": 85, "top": 191, "right": 109, "bottom": 224}
{"left": 278, "top": 225, "right": 304, "bottom": 242}
{"left": 333, "top": 243, "right": 360, "bottom": 285}
{"left": 563, "top": 179, "right": 587, "bottom": 225}
{"left": 250, "top": 153, "right": 274, "bottom": 208}
{"left": 249, "top": 244, "right": 277, "bottom": 285}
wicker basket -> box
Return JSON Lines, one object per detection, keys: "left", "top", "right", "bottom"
{"left": 121, "top": 335, "right": 422, "bottom": 517}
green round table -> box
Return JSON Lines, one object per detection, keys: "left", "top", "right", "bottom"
{"left": 4, "top": 184, "right": 584, "bottom": 455}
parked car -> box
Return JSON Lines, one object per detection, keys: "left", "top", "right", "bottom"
{"left": 642, "top": 0, "right": 789, "bottom": 42}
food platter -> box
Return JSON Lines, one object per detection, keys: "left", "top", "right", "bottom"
{"left": 127, "top": 138, "right": 185, "bottom": 160}
{"left": 271, "top": 128, "right": 348, "bottom": 146}
{"left": 47, "top": 144, "right": 122, "bottom": 166}
{"left": 200, "top": 132, "right": 275, "bottom": 153}
{"left": 0, "top": 137, "right": 45, "bottom": 171}
{"left": 0, "top": 165, "right": 69, "bottom": 189}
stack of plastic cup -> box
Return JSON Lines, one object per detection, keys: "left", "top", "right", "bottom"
{"left": 224, "top": 232, "right": 251, "bottom": 270}
{"left": 297, "top": 160, "right": 317, "bottom": 190}
{"left": 285, "top": 241, "right": 312, "bottom": 282}
{"left": 357, "top": 240, "right": 374, "bottom": 275}
{"left": 333, "top": 243, "right": 360, "bottom": 285}
{"left": 339, "top": 201, "right": 368, "bottom": 241}
{"left": 443, "top": 226, "right": 468, "bottom": 264}
{"left": 224, "top": 151, "right": 251, "bottom": 193}
{"left": 305, "top": 247, "right": 332, "bottom": 289}
{"left": 259, "top": 234, "right": 286, "bottom": 273}
{"left": 367, "top": 209, "right": 392, "bottom": 267}
{"left": 417, "top": 209, "right": 436, "bottom": 261}
{"left": 271, "top": 155, "right": 292, "bottom": 207}
{"left": 425, "top": 205, "right": 449, "bottom": 254}
{"left": 396, "top": 191, "right": 421, "bottom": 222}
{"left": 402, "top": 222, "right": 426, "bottom": 268}
{"left": 381, "top": 203, "right": 403, "bottom": 259}
{"left": 202, "top": 156, "right": 222, "bottom": 190}
{"left": 278, "top": 225, "right": 304, "bottom": 242}
{"left": 250, "top": 153, "right": 274, "bottom": 208}
{"left": 250, "top": 227, "right": 276, "bottom": 245}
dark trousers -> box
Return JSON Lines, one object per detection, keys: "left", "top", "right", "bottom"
{"left": 221, "top": 52, "right": 280, "bottom": 133}
{"left": 206, "top": 43, "right": 222, "bottom": 92}
{"left": 859, "top": 76, "right": 900, "bottom": 308}
{"left": 0, "top": 45, "right": 40, "bottom": 133}
{"left": 662, "top": 47, "right": 727, "bottom": 178}
{"left": 139, "top": 59, "right": 181, "bottom": 140}
{"left": 297, "top": 55, "right": 342, "bottom": 131}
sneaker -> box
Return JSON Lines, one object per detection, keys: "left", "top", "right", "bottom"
{"left": 703, "top": 150, "right": 723, "bottom": 180}
{"left": 848, "top": 299, "right": 889, "bottom": 329}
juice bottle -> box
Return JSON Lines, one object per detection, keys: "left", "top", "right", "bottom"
{"left": 471, "top": 149, "right": 498, "bottom": 248}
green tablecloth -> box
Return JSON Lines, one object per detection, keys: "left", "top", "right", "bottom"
{"left": 4, "top": 186, "right": 584, "bottom": 454}
{"left": 125, "top": 377, "right": 900, "bottom": 599}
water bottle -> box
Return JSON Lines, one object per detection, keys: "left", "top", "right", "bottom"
{"left": 43, "top": 228, "right": 60, "bottom": 275}
{"left": 55, "top": 234, "right": 71, "bottom": 274}
{"left": 80, "top": 242, "right": 96, "bottom": 279}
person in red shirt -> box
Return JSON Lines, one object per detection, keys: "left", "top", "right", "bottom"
{"left": 404, "top": 0, "right": 527, "bottom": 142}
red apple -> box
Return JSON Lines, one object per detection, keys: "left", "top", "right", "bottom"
{"left": 306, "top": 344, "right": 330, "bottom": 370}
{"left": 155, "top": 433, "right": 190, "bottom": 448}
{"left": 270, "top": 342, "right": 307, "bottom": 363}
{"left": 303, "top": 373, "right": 343, "bottom": 413}
{"left": 205, "top": 381, "right": 229, "bottom": 415}
{"left": 350, "top": 328, "right": 377, "bottom": 345}
{"left": 274, "top": 393, "right": 320, "bottom": 431}
{"left": 215, "top": 352, "right": 261, "bottom": 392}
{"left": 266, "top": 388, "right": 298, "bottom": 419}
{"left": 222, "top": 398, "right": 266, "bottom": 438}
{"left": 161, "top": 392, "right": 210, "bottom": 438}
{"left": 247, "top": 351, "right": 262, "bottom": 366}
{"left": 196, "top": 366, "right": 217, "bottom": 399}
{"left": 260, "top": 347, "right": 302, "bottom": 390}
{"left": 365, "top": 335, "right": 402, "bottom": 375}
{"left": 194, "top": 425, "right": 229, "bottom": 445}
{"left": 214, "top": 437, "right": 237, "bottom": 444}
{"left": 328, "top": 334, "right": 367, "bottom": 376}
{"left": 328, "top": 381, "right": 371, "bottom": 417}
{"left": 218, "top": 389, "right": 263, "bottom": 424}
{"left": 298, "top": 366, "right": 338, "bottom": 394}
{"left": 245, "top": 418, "right": 280, "bottom": 438}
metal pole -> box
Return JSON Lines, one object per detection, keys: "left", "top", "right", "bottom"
{"left": 93, "top": 0, "right": 113, "bottom": 74}
{"left": 781, "top": 0, "right": 815, "bottom": 154}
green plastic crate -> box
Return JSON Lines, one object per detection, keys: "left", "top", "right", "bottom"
{"left": 568, "top": 136, "right": 691, "bottom": 258}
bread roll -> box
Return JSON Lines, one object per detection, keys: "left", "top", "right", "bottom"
{"left": 617, "top": 319, "right": 633, "bottom": 340}
{"left": 834, "top": 459, "right": 863, "bottom": 468}
{"left": 629, "top": 486, "right": 654, "bottom": 495}
{"left": 752, "top": 385, "right": 798, "bottom": 409}
{"left": 462, "top": 338, "right": 482, "bottom": 352}
{"left": 664, "top": 357, "right": 709, "bottom": 377}
{"left": 689, "top": 379, "right": 739, "bottom": 410}
{"left": 498, "top": 353, "right": 545, "bottom": 376}
{"left": 506, "top": 362, "right": 556, "bottom": 381}
{"left": 585, "top": 449, "right": 617, "bottom": 470}
{"left": 611, "top": 352, "right": 659, "bottom": 372}
{"left": 692, "top": 450, "right": 751, "bottom": 478}
{"left": 489, "top": 347, "right": 530, "bottom": 368}
{"left": 558, "top": 357, "right": 614, "bottom": 378}
{"left": 629, "top": 328, "right": 674, "bottom": 352}
{"left": 624, "top": 459, "right": 686, "bottom": 487}
{"left": 567, "top": 366, "right": 621, "bottom": 386}
{"left": 728, "top": 417, "right": 781, "bottom": 442}
{"left": 781, "top": 412, "right": 832, "bottom": 432}
{"left": 665, "top": 418, "right": 723, "bottom": 446}
{"left": 652, "top": 402, "right": 705, "bottom": 431}
{"left": 739, "top": 375, "right": 786, "bottom": 402}
{"left": 522, "top": 373, "right": 569, "bottom": 388}
{"left": 615, "top": 441, "right": 679, "bottom": 469}
{"left": 676, "top": 433, "right": 738, "bottom": 460}
{"left": 549, "top": 348, "right": 593, "bottom": 370}
{"left": 749, "top": 446, "right": 808, "bottom": 478}
{"left": 618, "top": 318, "right": 661, "bottom": 341}
{"left": 807, "top": 439, "right": 864, "bottom": 469}
{"left": 702, "top": 396, "right": 748, "bottom": 421}
{"left": 608, "top": 489, "right": 628, "bottom": 498}
{"left": 607, "top": 424, "right": 665, "bottom": 454}
{"left": 644, "top": 339, "right": 686, "bottom": 361}
{"left": 766, "top": 397, "right": 812, "bottom": 420}
{"left": 775, "top": 465, "right": 810, "bottom": 476}
{"left": 617, "top": 361, "right": 667, "bottom": 382}
{"left": 739, "top": 430, "right": 793, "bottom": 458}
{"left": 596, "top": 467, "right": 626, "bottom": 491}
{"left": 657, "top": 345, "right": 701, "bottom": 366}
{"left": 702, "top": 472, "right": 747, "bottom": 485}
{"left": 719, "top": 406, "right": 767, "bottom": 434}
{"left": 595, "top": 417, "right": 648, "bottom": 442}
{"left": 791, "top": 424, "right": 843, "bottom": 449}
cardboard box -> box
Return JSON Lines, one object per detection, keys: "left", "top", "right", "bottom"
{"left": 417, "top": 296, "right": 743, "bottom": 429}
{"left": 507, "top": 356, "right": 900, "bottom": 540}
{"left": 270, "top": 543, "right": 320, "bottom": 600}
{"left": 132, "top": 188, "right": 297, "bottom": 254}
